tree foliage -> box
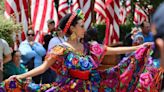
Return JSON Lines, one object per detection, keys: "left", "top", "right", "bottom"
{"left": 0, "top": 15, "right": 21, "bottom": 46}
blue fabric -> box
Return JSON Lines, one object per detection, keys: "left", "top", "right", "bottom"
{"left": 19, "top": 40, "right": 46, "bottom": 68}
{"left": 137, "top": 32, "right": 154, "bottom": 42}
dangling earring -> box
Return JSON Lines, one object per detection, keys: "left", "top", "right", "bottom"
{"left": 70, "top": 32, "right": 77, "bottom": 40}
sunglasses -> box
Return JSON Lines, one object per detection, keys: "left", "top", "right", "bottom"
{"left": 27, "top": 34, "right": 35, "bottom": 36}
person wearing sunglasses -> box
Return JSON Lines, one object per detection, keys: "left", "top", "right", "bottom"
{"left": 18, "top": 30, "right": 46, "bottom": 83}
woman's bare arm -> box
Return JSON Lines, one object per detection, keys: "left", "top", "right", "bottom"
{"left": 11, "top": 57, "right": 55, "bottom": 80}
{"left": 105, "top": 42, "right": 153, "bottom": 55}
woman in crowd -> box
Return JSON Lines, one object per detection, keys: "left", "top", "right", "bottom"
{"left": 3, "top": 50, "right": 27, "bottom": 80}
{"left": 8, "top": 10, "right": 152, "bottom": 91}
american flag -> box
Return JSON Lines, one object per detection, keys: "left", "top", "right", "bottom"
{"left": 4, "top": 0, "right": 28, "bottom": 50}
{"left": 120, "top": 6, "right": 127, "bottom": 24}
{"left": 31, "top": 0, "right": 58, "bottom": 42}
{"left": 58, "top": 0, "right": 70, "bottom": 20}
{"left": 79, "top": 0, "right": 92, "bottom": 29}
{"left": 4, "top": 0, "right": 28, "bottom": 41}
{"left": 126, "top": 0, "right": 131, "bottom": 14}
{"left": 94, "top": 0, "right": 120, "bottom": 45}
{"left": 94, "top": 0, "right": 107, "bottom": 24}
{"left": 133, "top": 3, "right": 148, "bottom": 26}
{"left": 58, "top": 0, "right": 91, "bottom": 29}
{"left": 71, "top": 0, "right": 80, "bottom": 12}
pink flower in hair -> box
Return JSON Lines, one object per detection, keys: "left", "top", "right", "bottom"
{"left": 90, "top": 41, "right": 104, "bottom": 56}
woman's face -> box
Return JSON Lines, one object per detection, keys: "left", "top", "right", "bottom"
{"left": 13, "top": 51, "right": 21, "bottom": 64}
{"left": 27, "top": 30, "right": 35, "bottom": 41}
{"left": 74, "top": 20, "right": 85, "bottom": 38}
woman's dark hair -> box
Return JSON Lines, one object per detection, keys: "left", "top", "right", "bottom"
{"left": 12, "top": 50, "right": 20, "bottom": 58}
{"left": 58, "top": 13, "right": 82, "bottom": 37}
{"left": 84, "top": 27, "right": 100, "bottom": 43}
{"left": 83, "top": 27, "right": 101, "bottom": 55}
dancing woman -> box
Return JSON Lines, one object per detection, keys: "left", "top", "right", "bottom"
{"left": 8, "top": 10, "right": 151, "bottom": 91}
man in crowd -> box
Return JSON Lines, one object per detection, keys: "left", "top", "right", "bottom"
{"left": 138, "top": 21, "right": 154, "bottom": 42}
{"left": 46, "top": 19, "right": 67, "bottom": 51}
{"left": 43, "top": 19, "right": 56, "bottom": 51}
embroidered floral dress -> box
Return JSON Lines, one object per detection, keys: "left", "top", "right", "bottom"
{"left": 1, "top": 42, "right": 163, "bottom": 92}
{"left": 44, "top": 42, "right": 110, "bottom": 92}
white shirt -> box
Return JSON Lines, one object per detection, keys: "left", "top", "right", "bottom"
{"left": 48, "top": 36, "right": 67, "bottom": 51}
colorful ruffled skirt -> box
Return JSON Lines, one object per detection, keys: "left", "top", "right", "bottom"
{"left": 0, "top": 47, "right": 163, "bottom": 92}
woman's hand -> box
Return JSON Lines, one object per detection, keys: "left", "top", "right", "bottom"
{"left": 140, "top": 42, "right": 154, "bottom": 48}
{"left": 8, "top": 75, "right": 23, "bottom": 81}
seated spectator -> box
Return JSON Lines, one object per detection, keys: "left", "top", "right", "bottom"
{"left": 124, "top": 34, "right": 145, "bottom": 57}
{"left": 3, "top": 50, "right": 27, "bottom": 80}
{"left": 132, "top": 34, "right": 144, "bottom": 46}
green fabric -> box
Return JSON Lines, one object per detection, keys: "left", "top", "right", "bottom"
{"left": 3, "top": 61, "right": 27, "bottom": 79}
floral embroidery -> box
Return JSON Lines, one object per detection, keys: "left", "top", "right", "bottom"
{"left": 120, "top": 63, "right": 135, "bottom": 86}
{"left": 79, "top": 57, "right": 93, "bottom": 70}
{"left": 139, "top": 72, "right": 153, "bottom": 88}
{"left": 65, "top": 52, "right": 93, "bottom": 70}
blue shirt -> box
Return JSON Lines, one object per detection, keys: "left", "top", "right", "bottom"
{"left": 19, "top": 40, "right": 46, "bottom": 68}
{"left": 137, "top": 32, "right": 154, "bottom": 42}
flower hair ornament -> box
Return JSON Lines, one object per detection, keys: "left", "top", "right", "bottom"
{"left": 63, "top": 9, "right": 84, "bottom": 34}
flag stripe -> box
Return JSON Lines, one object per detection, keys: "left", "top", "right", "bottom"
{"left": 31, "top": 0, "right": 58, "bottom": 42}
{"left": 32, "top": 0, "right": 39, "bottom": 31}
{"left": 34, "top": 0, "right": 45, "bottom": 31}
{"left": 4, "top": 1, "right": 14, "bottom": 18}
{"left": 133, "top": 4, "right": 148, "bottom": 25}
{"left": 39, "top": 0, "right": 48, "bottom": 31}
{"left": 14, "top": 0, "right": 21, "bottom": 22}
{"left": 6, "top": 0, "right": 19, "bottom": 22}
{"left": 19, "top": 0, "right": 28, "bottom": 33}
{"left": 58, "top": 0, "right": 69, "bottom": 19}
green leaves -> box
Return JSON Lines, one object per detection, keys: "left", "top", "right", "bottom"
{"left": 0, "top": 15, "right": 21, "bottom": 46}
